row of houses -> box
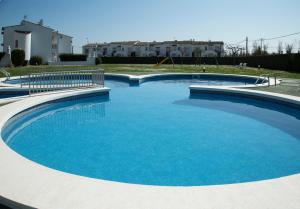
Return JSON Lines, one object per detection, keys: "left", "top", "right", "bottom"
{"left": 1, "top": 18, "right": 224, "bottom": 66}
{"left": 83, "top": 41, "right": 224, "bottom": 58}
{"left": 1, "top": 19, "right": 73, "bottom": 63}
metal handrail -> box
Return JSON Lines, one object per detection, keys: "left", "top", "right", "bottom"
{"left": 0, "top": 68, "right": 11, "bottom": 80}
{"left": 27, "top": 69, "right": 104, "bottom": 95}
{"left": 255, "top": 74, "right": 270, "bottom": 85}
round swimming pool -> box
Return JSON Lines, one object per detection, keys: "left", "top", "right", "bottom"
{"left": 2, "top": 78, "right": 300, "bottom": 186}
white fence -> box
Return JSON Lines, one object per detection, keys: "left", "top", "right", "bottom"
{"left": 25, "top": 69, "right": 104, "bottom": 95}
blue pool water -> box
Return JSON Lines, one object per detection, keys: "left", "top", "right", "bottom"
{"left": 0, "top": 92, "right": 28, "bottom": 99}
{"left": 2, "top": 79, "right": 300, "bottom": 186}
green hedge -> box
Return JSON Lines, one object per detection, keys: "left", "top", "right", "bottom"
{"left": 100, "top": 54, "right": 300, "bottom": 72}
{"left": 11, "top": 49, "right": 25, "bottom": 67}
{"left": 30, "top": 56, "right": 43, "bottom": 65}
{"left": 0, "top": 52, "right": 5, "bottom": 61}
{"left": 95, "top": 57, "right": 102, "bottom": 65}
{"left": 59, "top": 54, "right": 87, "bottom": 61}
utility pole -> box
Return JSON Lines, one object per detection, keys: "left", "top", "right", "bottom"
{"left": 260, "top": 38, "right": 263, "bottom": 50}
{"left": 246, "top": 36, "right": 248, "bottom": 55}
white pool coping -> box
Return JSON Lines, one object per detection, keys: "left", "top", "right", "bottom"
{"left": 0, "top": 83, "right": 299, "bottom": 208}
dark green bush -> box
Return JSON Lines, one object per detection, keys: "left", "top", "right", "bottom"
{"left": 95, "top": 57, "right": 101, "bottom": 65}
{"left": 11, "top": 49, "right": 25, "bottom": 67}
{"left": 100, "top": 54, "right": 300, "bottom": 72}
{"left": 59, "top": 54, "right": 87, "bottom": 61}
{"left": 30, "top": 56, "right": 43, "bottom": 65}
{"left": 0, "top": 52, "right": 5, "bottom": 61}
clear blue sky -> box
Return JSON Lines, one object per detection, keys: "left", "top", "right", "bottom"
{"left": 0, "top": 0, "right": 300, "bottom": 53}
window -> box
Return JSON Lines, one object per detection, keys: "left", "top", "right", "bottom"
{"left": 103, "top": 48, "right": 107, "bottom": 56}
{"left": 15, "top": 40, "right": 19, "bottom": 48}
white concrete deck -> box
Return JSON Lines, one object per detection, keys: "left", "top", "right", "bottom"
{"left": 0, "top": 85, "right": 299, "bottom": 209}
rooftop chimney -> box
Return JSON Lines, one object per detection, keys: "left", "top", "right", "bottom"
{"left": 39, "top": 19, "right": 43, "bottom": 26}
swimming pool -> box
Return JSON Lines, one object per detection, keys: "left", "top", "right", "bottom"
{"left": 2, "top": 78, "right": 300, "bottom": 186}
{"left": 3, "top": 73, "right": 268, "bottom": 87}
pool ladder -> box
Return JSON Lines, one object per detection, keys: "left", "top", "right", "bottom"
{"left": 255, "top": 74, "right": 271, "bottom": 86}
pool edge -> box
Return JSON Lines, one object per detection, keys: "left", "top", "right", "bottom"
{"left": 0, "top": 85, "right": 300, "bottom": 209}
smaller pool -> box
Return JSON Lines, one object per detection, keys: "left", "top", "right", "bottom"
{"left": 4, "top": 73, "right": 264, "bottom": 87}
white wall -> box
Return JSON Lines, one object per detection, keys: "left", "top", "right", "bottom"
{"left": 83, "top": 41, "right": 224, "bottom": 58}
{"left": 3, "top": 20, "right": 73, "bottom": 63}
{"left": 58, "top": 34, "right": 72, "bottom": 54}
{"left": 3, "top": 21, "right": 52, "bottom": 63}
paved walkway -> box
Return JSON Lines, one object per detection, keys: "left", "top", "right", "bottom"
{"left": 252, "top": 79, "right": 300, "bottom": 97}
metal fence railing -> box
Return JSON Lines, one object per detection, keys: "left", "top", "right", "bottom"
{"left": 26, "top": 69, "right": 104, "bottom": 95}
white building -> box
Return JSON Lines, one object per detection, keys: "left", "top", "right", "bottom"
{"left": 83, "top": 40, "right": 224, "bottom": 58}
{"left": 1, "top": 19, "right": 73, "bottom": 63}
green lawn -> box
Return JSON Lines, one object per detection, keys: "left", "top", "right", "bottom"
{"left": 1, "top": 64, "right": 300, "bottom": 79}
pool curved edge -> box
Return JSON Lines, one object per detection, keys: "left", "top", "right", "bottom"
{"left": 189, "top": 85, "right": 300, "bottom": 106}
{"left": 0, "top": 87, "right": 299, "bottom": 209}
{"left": 105, "top": 73, "right": 279, "bottom": 87}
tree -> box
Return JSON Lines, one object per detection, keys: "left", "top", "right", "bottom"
{"left": 285, "top": 44, "right": 293, "bottom": 54}
{"left": 252, "top": 41, "right": 262, "bottom": 55}
{"left": 226, "top": 44, "right": 243, "bottom": 56}
{"left": 277, "top": 42, "right": 283, "bottom": 54}
{"left": 262, "top": 44, "right": 268, "bottom": 55}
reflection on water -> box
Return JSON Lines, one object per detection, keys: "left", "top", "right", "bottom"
{"left": 155, "top": 79, "right": 249, "bottom": 86}
{"left": 2, "top": 95, "right": 109, "bottom": 144}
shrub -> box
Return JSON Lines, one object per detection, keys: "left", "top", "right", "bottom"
{"left": 11, "top": 49, "right": 25, "bottom": 67}
{"left": 30, "top": 56, "right": 43, "bottom": 65}
{"left": 59, "top": 54, "right": 87, "bottom": 61}
{"left": 95, "top": 57, "right": 101, "bottom": 65}
{"left": 0, "top": 52, "right": 5, "bottom": 61}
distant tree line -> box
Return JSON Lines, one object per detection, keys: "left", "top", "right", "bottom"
{"left": 226, "top": 41, "right": 300, "bottom": 57}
